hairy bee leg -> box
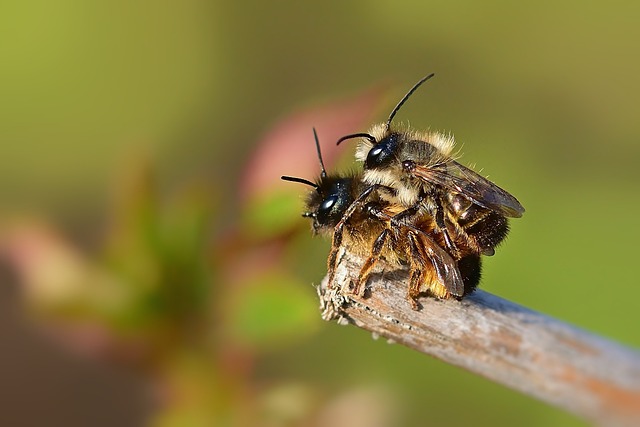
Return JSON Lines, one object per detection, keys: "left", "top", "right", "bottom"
{"left": 407, "top": 232, "right": 426, "bottom": 310}
{"left": 352, "top": 228, "right": 391, "bottom": 297}
{"left": 389, "top": 202, "right": 421, "bottom": 225}
{"left": 448, "top": 205, "right": 496, "bottom": 256}
{"left": 326, "top": 225, "right": 344, "bottom": 289}
{"left": 402, "top": 161, "right": 459, "bottom": 256}
{"left": 433, "top": 197, "right": 460, "bottom": 258}
{"left": 407, "top": 268, "right": 422, "bottom": 311}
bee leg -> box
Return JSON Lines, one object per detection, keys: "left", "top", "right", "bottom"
{"left": 407, "top": 269, "right": 423, "bottom": 311}
{"left": 326, "top": 226, "right": 344, "bottom": 289}
{"left": 406, "top": 232, "right": 426, "bottom": 310}
{"left": 433, "top": 197, "right": 460, "bottom": 258}
{"left": 392, "top": 195, "right": 459, "bottom": 258}
{"left": 352, "top": 228, "right": 391, "bottom": 297}
{"left": 390, "top": 202, "right": 421, "bottom": 225}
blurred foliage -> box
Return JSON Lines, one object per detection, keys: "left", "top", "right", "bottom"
{"left": 2, "top": 1, "right": 640, "bottom": 426}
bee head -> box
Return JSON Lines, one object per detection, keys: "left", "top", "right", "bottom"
{"left": 281, "top": 128, "right": 356, "bottom": 234}
{"left": 304, "top": 176, "right": 355, "bottom": 233}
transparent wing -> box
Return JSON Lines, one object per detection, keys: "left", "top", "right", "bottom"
{"left": 412, "top": 161, "right": 525, "bottom": 218}
{"left": 411, "top": 228, "right": 464, "bottom": 297}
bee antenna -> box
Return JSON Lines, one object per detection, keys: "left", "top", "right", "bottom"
{"left": 336, "top": 133, "right": 377, "bottom": 146}
{"left": 386, "top": 73, "right": 435, "bottom": 130}
{"left": 312, "top": 127, "right": 327, "bottom": 179}
{"left": 281, "top": 175, "right": 319, "bottom": 190}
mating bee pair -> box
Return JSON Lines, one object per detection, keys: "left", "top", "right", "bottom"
{"left": 282, "top": 74, "right": 524, "bottom": 309}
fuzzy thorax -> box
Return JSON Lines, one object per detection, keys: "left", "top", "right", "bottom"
{"left": 353, "top": 123, "right": 457, "bottom": 206}
{"left": 363, "top": 169, "right": 421, "bottom": 206}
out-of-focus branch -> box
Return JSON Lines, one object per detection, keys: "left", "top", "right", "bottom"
{"left": 318, "top": 251, "right": 640, "bottom": 427}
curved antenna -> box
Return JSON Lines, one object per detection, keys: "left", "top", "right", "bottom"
{"left": 386, "top": 73, "right": 435, "bottom": 130}
{"left": 336, "top": 132, "right": 377, "bottom": 146}
{"left": 312, "top": 127, "right": 327, "bottom": 179}
{"left": 281, "top": 175, "right": 318, "bottom": 189}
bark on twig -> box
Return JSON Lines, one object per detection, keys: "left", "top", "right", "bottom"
{"left": 318, "top": 250, "right": 640, "bottom": 426}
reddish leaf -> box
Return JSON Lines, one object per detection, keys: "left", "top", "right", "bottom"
{"left": 240, "top": 85, "right": 386, "bottom": 204}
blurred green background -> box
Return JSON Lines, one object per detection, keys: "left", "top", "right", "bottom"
{"left": 1, "top": 1, "right": 639, "bottom": 426}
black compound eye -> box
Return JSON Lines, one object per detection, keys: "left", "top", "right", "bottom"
{"left": 312, "top": 178, "right": 353, "bottom": 229}
{"left": 365, "top": 134, "right": 397, "bottom": 169}
{"left": 369, "top": 146, "right": 384, "bottom": 158}
{"left": 319, "top": 196, "right": 337, "bottom": 213}
{"left": 316, "top": 194, "right": 342, "bottom": 227}
{"left": 366, "top": 145, "right": 384, "bottom": 164}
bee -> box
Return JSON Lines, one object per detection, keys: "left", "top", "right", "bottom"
{"left": 336, "top": 74, "right": 524, "bottom": 266}
{"left": 282, "top": 129, "right": 475, "bottom": 309}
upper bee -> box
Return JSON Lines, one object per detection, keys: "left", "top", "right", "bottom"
{"left": 338, "top": 74, "right": 525, "bottom": 218}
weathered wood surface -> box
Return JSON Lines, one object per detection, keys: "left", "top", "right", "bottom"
{"left": 318, "top": 250, "right": 640, "bottom": 426}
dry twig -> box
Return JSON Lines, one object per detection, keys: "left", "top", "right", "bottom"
{"left": 318, "top": 250, "right": 640, "bottom": 426}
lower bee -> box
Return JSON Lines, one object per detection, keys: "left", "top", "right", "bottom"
{"left": 337, "top": 74, "right": 524, "bottom": 273}
{"left": 282, "top": 129, "right": 477, "bottom": 309}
